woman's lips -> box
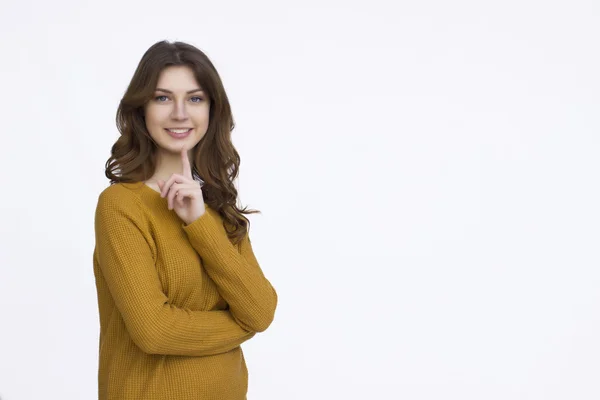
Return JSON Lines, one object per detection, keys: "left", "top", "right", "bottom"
{"left": 165, "top": 128, "right": 192, "bottom": 138}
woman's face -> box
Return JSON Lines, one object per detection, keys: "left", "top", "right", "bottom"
{"left": 143, "top": 65, "right": 210, "bottom": 153}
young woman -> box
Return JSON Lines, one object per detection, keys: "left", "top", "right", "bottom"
{"left": 93, "top": 40, "right": 278, "bottom": 400}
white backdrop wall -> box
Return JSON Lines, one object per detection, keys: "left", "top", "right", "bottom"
{"left": 0, "top": 1, "right": 598, "bottom": 399}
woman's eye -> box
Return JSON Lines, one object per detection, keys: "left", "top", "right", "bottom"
{"left": 154, "top": 95, "right": 204, "bottom": 102}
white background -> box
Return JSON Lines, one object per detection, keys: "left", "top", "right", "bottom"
{"left": 0, "top": 1, "right": 599, "bottom": 399}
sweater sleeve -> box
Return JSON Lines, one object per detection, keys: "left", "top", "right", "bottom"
{"left": 181, "top": 208, "right": 278, "bottom": 332}
{"left": 94, "top": 190, "right": 255, "bottom": 356}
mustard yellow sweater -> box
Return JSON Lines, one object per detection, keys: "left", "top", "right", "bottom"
{"left": 92, "top": 181, "right": 278, "bottom": 400}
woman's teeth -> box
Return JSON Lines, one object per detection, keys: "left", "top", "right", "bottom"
{"left": 167, "top": 128, "right": 192, "bottom": 133}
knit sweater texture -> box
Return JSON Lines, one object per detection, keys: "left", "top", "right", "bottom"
{"left": 92, "top": 181, "right": 278, "bottom": 400}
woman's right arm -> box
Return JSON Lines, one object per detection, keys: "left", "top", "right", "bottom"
{"left": 94, "top": 189, "right": 255, "bottom": 356}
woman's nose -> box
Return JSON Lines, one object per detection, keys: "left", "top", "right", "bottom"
{"left": 171, "top": 101, "right": 188, "bottom": 119}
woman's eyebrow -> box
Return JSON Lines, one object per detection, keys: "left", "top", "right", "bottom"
{"left": 155, "top": 88, "right": 204, "bottom": 94}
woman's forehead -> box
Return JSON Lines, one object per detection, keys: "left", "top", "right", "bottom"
{"left": 156, "top": 66, "right": 201, "bottom": 90}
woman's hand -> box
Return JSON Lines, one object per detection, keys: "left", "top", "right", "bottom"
{"left": 157, "top": 147, "right": 206, "bottom": 225}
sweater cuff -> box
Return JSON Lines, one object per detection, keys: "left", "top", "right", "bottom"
{"left": 181, "top": 207, "right": 228, "bottom": 250}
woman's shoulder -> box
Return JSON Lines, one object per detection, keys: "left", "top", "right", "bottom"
{"left": 96, "top": 182, "right": 146, "bottom": 208}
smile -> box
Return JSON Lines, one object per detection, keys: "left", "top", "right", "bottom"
{"left": 166, "top": 128, "right": 192, "bottom": 133}
{"left": 165, "top": 128, "right": 192, "bottom": 138}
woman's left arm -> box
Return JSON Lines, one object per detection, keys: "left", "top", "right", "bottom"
{"left": 182, "top": 208, "right": 278, "bottom": 332}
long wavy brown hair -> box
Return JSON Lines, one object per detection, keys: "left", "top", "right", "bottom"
{"left": 105, "top": 40, "right": 260, "bottom": 246}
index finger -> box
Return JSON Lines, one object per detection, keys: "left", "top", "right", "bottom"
{"left": 181, "top": 147, "right": 192, "bottom": 179}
